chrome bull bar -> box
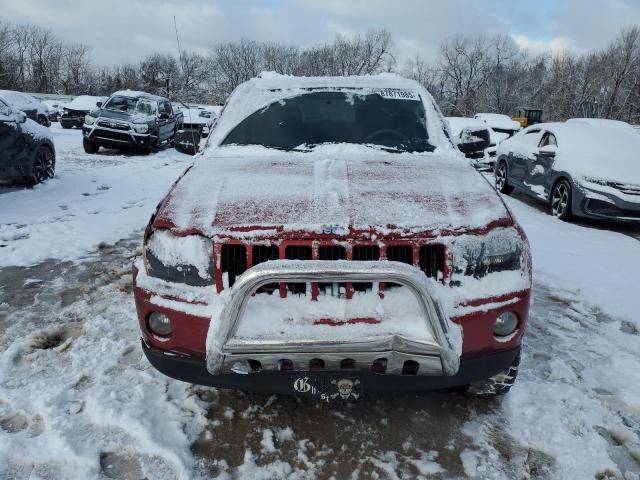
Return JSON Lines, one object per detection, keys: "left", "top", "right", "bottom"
{"left": 206, "top": 260, "right": 461, "bottom": 377}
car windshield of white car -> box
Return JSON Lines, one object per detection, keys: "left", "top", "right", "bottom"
{"left": 222, "top": 91, "right": 434, "bottom": 153}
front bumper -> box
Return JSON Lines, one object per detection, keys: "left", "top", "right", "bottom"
{"left": 134, "top": 260, "right": 530, "bottom": 392}
{"left": 61, "top": 117, "right": 84, "bottom": 128}
{"left": 83, "top": 125, "right": 155, "bottom": 149}
{"left": 142, "top": 339, "right": 521, "bottom": 394}
{"left": 576, "top": 183, "right": 640, "bottom": 222}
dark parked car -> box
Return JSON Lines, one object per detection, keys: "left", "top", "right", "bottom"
{"left": 60, "top": 95, "right": 106, "bottom": 129}
{"left": 0, "top": 98, "right": 55, "bottom": 186}
{"left": 42, "top": 100, "right": 65, "bottom": 122}
{"left": 0, "top": 90, "right": 50, "bottom": 127}
{"left": 82, "top": 91, "right": 183, "bottom": 154}
{"left": 495, "top": 122, "right": 640, "bottom": 222}
{"left": 446, "top": 117, "right": 491, "bottom": 160}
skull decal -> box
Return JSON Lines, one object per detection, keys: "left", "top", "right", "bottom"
{"left": 331, "top": 378, "right": 361, "bottom": 400}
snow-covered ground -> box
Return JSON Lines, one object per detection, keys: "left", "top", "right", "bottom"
{"left": 1, "top": 125, "right": 639, "bottom": 479}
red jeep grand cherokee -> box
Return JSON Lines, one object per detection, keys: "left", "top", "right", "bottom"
{"left": 133, "top": 73, "right": 531, "bottom": 401}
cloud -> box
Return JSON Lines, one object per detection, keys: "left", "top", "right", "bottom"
{"left": 1, "top": 0, "right": 639, "bottom": 67}
{"left": 511, "top": 35, "right": 582, "bottom": 56}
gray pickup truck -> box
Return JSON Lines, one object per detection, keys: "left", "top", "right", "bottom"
{"left": 82, "top": 91, "right": 183, "bottom": 154}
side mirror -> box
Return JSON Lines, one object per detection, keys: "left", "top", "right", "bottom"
{"left": 539, "top": 145, "right": 557, "bottom": 157}
{"left": 17, "top": 111, "right": 27, "bottom": 123}
{"left": 96, "top": 101, "right": 103, "bottom": 108}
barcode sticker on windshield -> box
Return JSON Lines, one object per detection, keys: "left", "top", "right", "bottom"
{"left": 376, "top": 88, "right": 420, "bottom": 101}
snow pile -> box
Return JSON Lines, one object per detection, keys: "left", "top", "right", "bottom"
{"left": 0, "top": 124, "right": 189, "bottom": 267}
{"left": 0, "top": 263, "right": 208, "bottom": 479}
{"left": 238, "top": 284, "right": 435, "bottom": 343}
{"left": 505, "top": 196, "right": 640, "bottom": 327}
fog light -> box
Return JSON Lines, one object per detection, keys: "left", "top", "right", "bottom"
{"left": 494, "top": 311, "right": 518, "bottom": 337}
{"left": 231, "top": 360, "right": 251, "bottom": 375}
{"left": 148, "top": 312, "right": 172, "bottom": 337}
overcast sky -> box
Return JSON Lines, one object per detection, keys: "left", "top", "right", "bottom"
{"left": 2, "top": 0, "right": 640, "bottom": 66}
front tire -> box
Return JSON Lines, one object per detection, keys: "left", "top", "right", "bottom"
{"left": 550, "top": 179, "right": 573, "bottom": 220}
{"left": 495, "top": 161, "right": 514, "bottom": 194}
{"left": 83, "top": 138, "right": 99, "bottom": 154}
{"left": 25, "top": 146, "right": 55, "bottom": 186}
{"left": 465, "top": 352, "right": 520, "bottom": 397}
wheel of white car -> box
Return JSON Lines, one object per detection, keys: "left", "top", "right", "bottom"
{"left": 550, "top": 179, "right": 573, "bottom": 221}
{"left": 495, "top": 161, "right": 514, "bottom": 194}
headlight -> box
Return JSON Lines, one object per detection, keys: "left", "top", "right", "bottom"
{"left": 133, "top": 122, "right": 149, "bottom": 133}
{"left": 84, "top": 114, "right": 96, "bottom": 125}
{"left": 453, "top": 227, "right": 522, "bottom": 278}
{"left": 148, "top": 312, "right": 173, "bottom": 337}
{"left": 146, "top": 230, "right": 214, "bottom": 286}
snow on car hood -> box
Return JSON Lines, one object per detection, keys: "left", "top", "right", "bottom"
{"left": 154, "top": 144, "right": 511, "bottom": 237}
{"left": 64, "top": 95, "right": 106, "bottom": 112}
{"left": 475, "top": 113, "right": 520, "bottom": 132}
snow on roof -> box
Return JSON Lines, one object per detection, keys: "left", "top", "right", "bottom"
{"left": 445, "top": 117, "right": 489, "bottom": 137}
{"left": 567, "top": 118, "right": 636, "bottom": 133}
{"left": 207, "top": 72, "right": 452, "bottom": 150}
{"left": 474, "top": 113, "right": 521, "bottom": 131}
{"left": 0, "top": 90, "right": 42, "bottom": 110}
{"left": 64, "top": 95, "right": 106, "bottom": 112}
{"left": 109, "top": 90, "right": 166, "bottom": 101}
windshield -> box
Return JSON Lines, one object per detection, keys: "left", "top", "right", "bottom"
{"left": 222, "top": 91, "right": 433, "bottom": 152}
{"left": 103, "top": 96, "right": 156, "bottom": 116}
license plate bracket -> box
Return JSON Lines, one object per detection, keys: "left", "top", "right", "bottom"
{"left": 289, "top": 371, "right": 363, "bottom": 404}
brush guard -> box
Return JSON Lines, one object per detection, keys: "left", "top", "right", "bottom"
{"left": 206, "top": 260, "right": 461, "bottom": 377}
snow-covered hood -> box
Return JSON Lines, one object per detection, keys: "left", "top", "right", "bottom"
{"left": 153, "top": 145, "right": 512, "bottom": 238}
{"left": 64, "top": 95, "right": 105, "bottom": 113}
{"left": 475, "top": 114, "right": 520, "bottom": 132}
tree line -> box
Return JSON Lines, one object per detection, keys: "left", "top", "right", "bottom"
{"left": 404, "top": 26, "right": 640, "bottom": 123}
{"left": 1, "top": 19, "right": 640, "bottom": 123}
